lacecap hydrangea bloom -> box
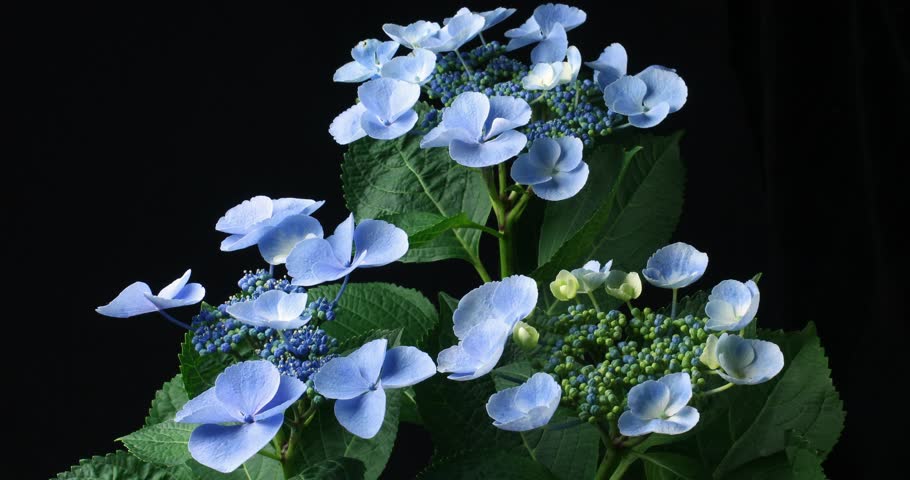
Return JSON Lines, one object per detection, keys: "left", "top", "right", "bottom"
{"left": 330, "top": 78, "right": 421, "bottom": 144}
{"left": 618, "top": 372, "right": 699, "bottom": 436}
{"left": 216, "top": 196, "right": 324, "bottom": 252}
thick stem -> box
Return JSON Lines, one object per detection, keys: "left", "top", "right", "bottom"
{"left": 331, "top": 274, "right": 351, "bottom": 306}
{"left": 595, "top": 448, "right": 620, "bottom": 480}
{"left": 587, "top": 293, "right": 602, "bottom": 313}
{"left": 702, "top": 382, "right": 735, "bottom": 396}
{"left": 670, "top": 288, "right": 678, "bottom": 319}
{"left": 499, "top": 233, "right": 514, "bottom": 278}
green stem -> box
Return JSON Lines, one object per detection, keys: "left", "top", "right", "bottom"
{"left": 626, "top": 301, "right": 635, "bottom": 316}
{"left": 587, "top": 293, "right": 602, "bottom": 313}
{"left": 242, "top": 464, "right": 254, "bottom": 480}
{"left": 499, "top": 232, "right": 514, "bottom": 278}
{"left": 702, "top": 382, "right": 735, "bottom": 396}
{"left": 671, "top": 288, "right": 678, "bottom": 319}
{"left": 258, "top": 449, "right": 281, "bottom": 461}
{"left": 498, "top": 163, "right": 508, "bottom": 197}
{"left": 595, "top": 448, "right": 620, "bottom": 480}
{"left": 608, "top": 455, "right": 639, "bottom": 480}
{"left": 472, "top": 258, "right": 493, "bottom": 283}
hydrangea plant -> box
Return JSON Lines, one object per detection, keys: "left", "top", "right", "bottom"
{"left": 66, "top": 4, "right": 844, "bottom": 480}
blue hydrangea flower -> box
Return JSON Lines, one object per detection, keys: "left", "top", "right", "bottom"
{"left": 333, "top": 39, "right": 399, "bottom": 83}
{"left": 175, "top": 360, "right": 305, "bottom": 473}
{"left": 226, "top": 290, "right": 311, "bottom": 331}
{"left": 510, "top": 136, "right": 589, "bottom": 201}
{"left": 641, "top": 242, "right": 709, "bottom": 289}
{"left": 486, "top": 372, "right": 561, "bottom": 431}
{"left": 571, "top": 259, "right": 613, "bottom": 293}
{"left": 713, "top": 334, "right": 784, "bottom": 385}
{"left": 603, "top": 65, "right": 688, "bottom": 128}
{"left": 382, "top": 20, "right": 441, "bottom": 50}
{"left": 585, "top": 43, "right": 627, "bottom": 90}
{"left": 96, "top": 269, "right": 205, "bottom": 318}
{"left": 437, "top": 276, "right": 538, "bottom": 380}
{"left": 381, "top": 48, "right": 437, "bottom": 85}
{"left": 313, "top": 339, "right": 436, "bottom": 438}
{"left": 421, "top": 92, "right": 531, "bottom": 167}
{"left": 445, "top": 7, "right": 516, "bottom": 32}
{"left": 705, "top": 279, "right": 760, "bottom": 331}
{"left": 421, "top": 9, "right": 484, "bottom": 53}
{"left": 329, "top": 78, "right": 421, "bottom": 145}
{"left": 216, "top": 196, "right": 324, "bottom": 252}
{"left": 256, "top": 214, "right": 323, "bottom": 265}
{"left": 286, "top": 214, "right": 408, "bottom": 287}
{"left": 618, "top": 372, "right": 700, "bottom": 436}
{"left": 505, "top": 4, "right": 587, "bottom": 63}
{"left": 522, "top": 62, "right": 564, "bottom": 90}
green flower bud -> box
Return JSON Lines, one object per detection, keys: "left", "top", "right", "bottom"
{"left": 550, "top": 270, "right": 580, "bottom": 301}
{"left": 512, "top": 321, "right": 540, "bottom": 350}
{"left": 700, "top": 334, "right": 720, "bottom": 369}
{"left": 604, "top": 270, "right": 643, "bottom": 302}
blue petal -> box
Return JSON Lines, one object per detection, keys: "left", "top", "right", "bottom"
{"left": 249, "top": 290, "right": 309, "bottom": 330}
{"left": 437, "top": 319, "right": 510, "bottom": 381}
{"left": 286, "top": 238, "right": 350, "bottom": 287}
{"left": 534, "top": 161, "right": 589, "bottom": 201}
{"left": 258, "top": 214, "right": 324, "bottom": 265}
{"left": 270, "top": 198, "right": 324, "bottom": 222}
{"left": 215, "top": 361, "right": 281, "bottom": 417}
{"left": 741, "top": 280, "right": 761, "bottom": 328}
{"left": 383, "top": 21, "right": 441, "bottom": 49}
{"left": 219, "top": 226, "right": 270, "bottom": 252}
{"left": 334, "top": 388, "right": 386, "bottom": 439}
{"left": 533, "top": 3, "right": 587, "bottom": 32}
{"left": 327, "top": 214, "right": 355, "bottom": 264}
{"left": 276, "top": 292, "right": 309, "bottom": 323}
{"left": 603, "top": 76, "right": 647, "bottom": 116}
{"left": 358, "top": 78, "right": 420, "bottom": 123}
{"left": 450, "top": 130, "right": 527, "bottom": 167}
{"left": 362, "top": 108, "right": 419, "bottom": 140}
{"left": 157, "top": 270, "right": 191, "bottom": 298}
{"left": 514, "top": 372, "right": 561, "bottom": 412}
{"left": 486, "top": 388, "right": 523, "bottom": 425}
{"left": 637, "top": 65, "right": 688, "bottom": 113}
{"left": 313, "top": 356, "right": 372, "bottom": 400}
{"left": 215, "top": 196, "right": 273, "bottom": 235}
{"left": 255, "top": 375, "right": 307, "bottom": 420}
{"left": 187, "top": 415, "right": 283, "bottom": 473}
{"left": 485, "top": 95, "right": 532, "bottom": 139}
{"left": 347, "top": 338, "right": 388, "bottom": 385}
{"left": 641, "top": 242, "right": 709, "bottom": 289}
{"left": 511, "top": 152, "right": 553, "bottom": 186}
{"left": 658, "top": 372, "right": 693, "bottom": 417}
{"left": 452, "top": 275, "right": 538, "bottom": 338}
{"left": 479, "top": 7, "right": 516, "bottom": 30}
{"left": 420, "top": 123, "right": 472, "bottom": 148}
{"left": 586, "top": 43, "right": 628, "bottom": 90}
{"left": 487, "top": 373, "right": 560, "bottom": 431}
{"left": 424, "top": 12, "right": 484, "bottom": 52}
{"left": 351, "top": 39, "right": 398, "bottom": 69}
{"left": 329, "top": 103, "right": 367, "bottom": 145}
{"left": 618, "top": 412, "right": 659, "bottom": 437}
{"left": 530, "top": 23, "right": 567, "bottom": 64}
{"left": 627, "top": 380, "right": 670, "bottom": 419}
{"left": 175, "top": 388, "right": 240, "bottom": 424}
{"left": 380, "top": 346, "right": 437, "bottom": 389}
{"left": 441, "top": 92, "right": 489, "bottom": 140}
{"left": 628, "top": 102, "right": 670, "bottom": 128}
{"left": 145, "top": 285, "right": 205, "bottom": 311}
{"left": 381, "top": 49, "right": 436, "bottom": 85}
{"left": 653, "top": 406, "right": 699, "bottom": 435}
{"left": 225, "top": 300, "right": 262, "bottom": 328}
{"left": 333, "top": 61, "right": 376, "bottom": 83}
{"left": 554, "top": 136, "right": 584, "bottom": 171}
{"left": 353, "top": 219, "right": 409, "bottom": 267}
{"left": 718, "top": 336, "right": 784, "bottom": 385}
{"left": 96, "top": 282, "right": 156, "bottom": 318}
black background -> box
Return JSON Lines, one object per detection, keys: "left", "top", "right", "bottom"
{"left": 17, "top": 0, "right": 906, "bottom": 478}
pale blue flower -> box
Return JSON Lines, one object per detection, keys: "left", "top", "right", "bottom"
{"left": 313, "top": 339, "right": 436, "bottom": 438}
{"left": 333, "top": 39, "right": 399, "bottom": 83}
{"left": 705, "top": 280, "right": 760, "bottom": 331}
{"left": 571, "top": 259, "right": 613, "bottom": 293}
{"left": 329, "top": 78, "right": 421, "bottom": 145}
{"left": 558, "top": 46, "right": 581, "bottom": 84}
{"left": 585, "top": 43, "right": 627, "bottom": 90}
{"left": 510, "top": 136, "right": 589, "bottom": 201}
{"left": 603, "top": 65, "right": 688, "bottom": 128}
{"left": 486, "top": 372, "right": 561, "bottom": 431}
{"left": 381, "top": 48, "right": 437, "bottom": 85}
{"left": 505, "top": 4, "right": 586, "bottom": 63}
{"left": 715, "top": 334, "right": 784, "bottom": 385}
{"left": 522, "top": 62, "right": 564, "bottom": 91}
{"left": 96, "top": 269, "right": 204, "bottom": 318}
{"left": 421, "top": 9, "right": 484, "bottom": 53}
{"left": 641, "top": 242, "right": 708, "bottom": 289}
{"left": 226, "top": 290, "right": 311, "bottom": 330}
{"left": 618, "top": 372, "right": 700, "bottom": 436}
{"left": 445, "top": 7, "right": 516, "bottom": 31}
{"left": 256, "top": 214, "right": 323, "bottom": 265}
{"left": 216, "top": 196, "right": 324, "bottom": 252}
{"left": 175, "top": 361, "right": 305, "bottom": 473}
{"left": 382, "top": 20, "right": 441, "bottom": 50}
{"left": 437, "top": 276, "right": 538, "bottom": 380}
{"left": 421, "top": 92, "right": 531, "bottom": 167}
{"left": 286, "top": 213, "right": 408, "bottom": 287}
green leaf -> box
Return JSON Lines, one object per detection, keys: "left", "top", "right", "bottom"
{"left": 187, "top": 455, "right": 284, "bottom": 480}
{"left": 55, "top": 451, "right": 192, "bottom": 480}
{"left": 382, "top": 211, "right": 496, "bottom": 248}
{"left": 418, "top": 450, "right": 559, "bottom": 480}
{"left": 342, "top": 133, "right": 491, "bottom": 266}
{"left": 337, "top": 328, "right": 404, "bottom": 354}
{"left": 308, "top": 282, "right": 436, "bottom": 347}
{"left": 119, "top": 421, "right": 194, "bottom": 466}
{"left": 179, "top": 330, "right": 233, "bottom": 398}
{"left": 145, "top": 374, "right": 189, "bottom": 426}
{"left": 535, "top": 132, "right": 684, "bottom": 282}
{"left": 288, "top": 390, "right": 402, "bottom": 480}
{"left": 639, "top": 452, "right": 708, "bottom": 480}
{"left": 289, "top": 457, "right": 366, "bottom": 480}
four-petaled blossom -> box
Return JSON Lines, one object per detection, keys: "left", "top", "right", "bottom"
{"left": 330, "top": 78, "right": 421, "bottom": 145}
{"left": 549, "top": 269, "right": 579, "bottom": 301}
{"left": 486, "top": 373, "right": 561, "bottom": 431}
{"left": 571, "top": 259, "right": 612, "bottom": 293}
{"left": 603, "top": 66, "right": 688, "bottom": 128}
{"left": 421, "top": 92, "right": 531, "bottom": 167}
{"left": 705, "top": 279, "right": 760, "bottom": 331}
{"left": 618, "top": 372, "right": 700, "bottom": 436}
{"left": 383, "top": 20, "right": 441, "bottom": 50}
{"left": 505, "top": 4, "right": 587, "bottom": 63}
{"left": 709, "top": 334, "right": 784, "bottom": 385}
{"left": 437, "top": 276, "right": 538, "bottom": 380}
{"left": 421, "top": 9, "right": 484, "bottom": 53}
{"left": 96, "top": 269, "right": 205, "bottom": 318}
{"left": 175, "top": 361, "right": 305, "bottom": 473}
{"left": 604, "top": 270, "right": 643, "bottom": 302}
{"left": 511, "top": 136, "right": 589, "bottom": 201}
{"left": 256, "top": 214, "right": 324, "bottom": 265}
{"left": 642, "top": 242, "right": 708, "bottom": 289}
{"left": 333, "top": 39, "right": 399, "bottom": 83}
{"left": 216, "top": 196, "right": 324, "bottom": 252}
{"left": 445, "top": 7, "right": 516, "bottom": 32}
{"left": 314, "top": 339, "right": 436, "bottom": 438}
{"left": 286, "top": 213, "right": 408, "bottom": 286}
{"left": 381, "top": 49, "right": 437, "bottom": 85}
{"left": 558, "top": 46, "right": 581, "bottom": 84}
{"left": 585, "top": 43, "right": 627, "bottom": 90}
{"left": 226, "top": 290, "right": 311, "bottom": 330}
{"left": 522, "top": 62, "right": 564, "bottom": 91}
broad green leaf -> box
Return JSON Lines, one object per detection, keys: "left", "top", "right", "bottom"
{"left": 288, "top": 390, "right": 401, "bottom": 480}
{"left": 418, "top": 450, "right": 559, "bottom": 480}
{"left": 55, "top": 451, "right": 191, "bottom": 480}
{"left": 145, "top": 374, "right": 189, "bottom": 426}
{"left": 119, "top": 421, "right": 194, "bottom": 466}
{"left": 187, "top": 455, "right": 283, "bottom": 480}
{"left": 337, "top": 328, "right": 404, "bottom": 354}
{"left": 289, "top": 457, "right": 366, "bottom": 480}
{"left": 308, "top": 282, "right": 436, "bottom": 347}
{"left": 382, "top": 211, "right": 494, "bottom": 248}
{"left": 342, "top": 134, "right": 491, "bottom": 266}
{"left": 179, "top": 331, "right": 233, "bottom": 398}
{"left": 535, "top": 132, "right": 684, "bottom": 282}
{"left": 399, "top": 386, "right": 423, "bottom": 425}
{"left": 639, "top": 452, "right": 707, "bottom": 480}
